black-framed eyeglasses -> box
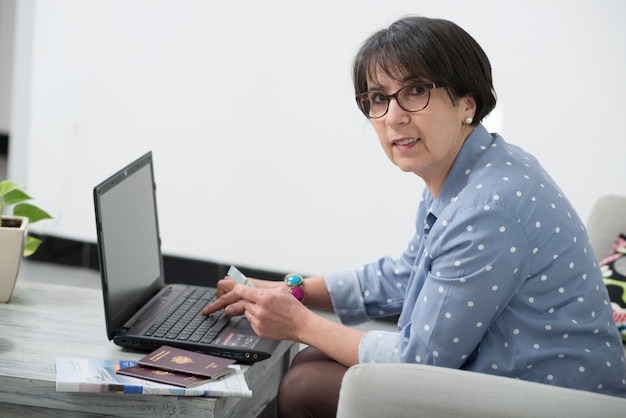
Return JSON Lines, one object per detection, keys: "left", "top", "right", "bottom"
{"left": 355, "top": 82, "right": 445, "bottom": 119}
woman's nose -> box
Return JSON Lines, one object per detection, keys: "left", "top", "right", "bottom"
{"left": 384, "top": 98, "right": 409, "bottom": 126}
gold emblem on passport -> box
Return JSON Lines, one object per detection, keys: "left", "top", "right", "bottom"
{"left": 171, "top": 356, "right": 194, "bottom": 365}
{"left": 152, "top": 370, "right": 174, "bottom": 376}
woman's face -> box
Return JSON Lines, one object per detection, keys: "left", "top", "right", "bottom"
{"left": 368, "top": 71, "right": 476, "bottom": 197}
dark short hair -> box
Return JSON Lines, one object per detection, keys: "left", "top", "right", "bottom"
{"left": 352, "top": 16, "right": 497, "bottom": 124}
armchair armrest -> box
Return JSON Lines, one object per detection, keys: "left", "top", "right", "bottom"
{"left": 337, "top": 363, "right": 626, "bottom": 418}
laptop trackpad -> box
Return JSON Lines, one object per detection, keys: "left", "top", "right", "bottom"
{"left": 213, "top": 316, "right": 262, "bottom": 349}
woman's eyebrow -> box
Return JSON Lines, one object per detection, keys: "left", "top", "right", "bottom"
{"left": 366, "top": 76, "right": 427, "bottom": 92}
{"left": 401, "top": 76, "right": 428, "bottom": 84}
{"left": 365, "top": 84, "right": 384, "bottom": 92}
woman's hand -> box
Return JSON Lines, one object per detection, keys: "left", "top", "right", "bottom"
{"left": 202, "top": 277, "right": 311, "bottom": 342}
{"left": 233, "top": 284, "right": 313, "bottom": 342}
{"left": 233, "top": 283, "right": 363, "bottom": 366}
{"left": 204, "top": 276, "right": 363, "bottom": 366}
{"left": 201, "top": 276, "right": 282, "bottom": 317}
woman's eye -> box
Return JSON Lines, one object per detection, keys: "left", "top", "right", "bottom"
{"left": 409, "top": 85, "right": 427, "bottom": 96}
{"left": 370, "top": 93, "right": 387, "bottom": 104}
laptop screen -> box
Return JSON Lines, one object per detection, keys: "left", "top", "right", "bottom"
{"left": 94, "top": 152, "right": 164, "bottom": 336}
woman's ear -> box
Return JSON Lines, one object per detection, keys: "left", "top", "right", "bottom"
{"left": 463, "top": 94, "right": 477, "bottom": 117}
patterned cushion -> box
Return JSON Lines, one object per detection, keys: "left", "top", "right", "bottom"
{"left": 600, "top": 234, "right": 626, "bottom": 342}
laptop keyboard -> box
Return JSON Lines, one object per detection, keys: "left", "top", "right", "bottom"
{"left": 144, "top": 287, "right": 228, "bottom": 343}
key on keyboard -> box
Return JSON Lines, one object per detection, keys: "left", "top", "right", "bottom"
{"left": 144, "top": 288, "right": 227, "bottom": 343}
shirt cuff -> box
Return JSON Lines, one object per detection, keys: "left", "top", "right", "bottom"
{"left": 324, "top": 269, "right": 371, "bottom": 325}
{"left": 358, "top": 330, "right": 402, "bottom": 363}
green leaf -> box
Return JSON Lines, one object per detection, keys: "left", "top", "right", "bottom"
{"left": 24, "top": 235, "right": 42, "bottom": 257}
{"left": 14, "top": 203, "right": 53, "bottom": 224}
{"left": 3, "top": 188, "right": 33, "bottom": 206}
{"left": 0, "top": 180, "right": 24, "bottom": 196}
{"left": 0, "top": 181, "right": 51, "bottom": 257}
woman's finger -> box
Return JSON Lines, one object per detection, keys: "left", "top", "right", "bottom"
{"left": 201, "top": 289, "right": 242, "bottom": 315}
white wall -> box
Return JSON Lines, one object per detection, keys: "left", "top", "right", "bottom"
{"left": 0, "top": 0, "right": 15, "bottom": 133}
{"left": 9, "top": 0, "right": 626, "bottom": 275}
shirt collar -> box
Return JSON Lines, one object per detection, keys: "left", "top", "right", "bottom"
{"left": 428, "top": 124, "right": 494, "bottom": 218}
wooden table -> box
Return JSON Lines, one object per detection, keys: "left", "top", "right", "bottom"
{"left": 0, "top": 278, "right": 298, "bottom": 417}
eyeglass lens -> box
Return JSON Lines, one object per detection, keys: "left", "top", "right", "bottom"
{"left": 358, "top": 84, "right": 436, "bottom": 119}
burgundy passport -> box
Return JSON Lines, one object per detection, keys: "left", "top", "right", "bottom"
{"left": 116, "top": 365, "right": 212, "bottom": 388}
{"left": 137, "top": 345, "right": 236, "bottom": 379}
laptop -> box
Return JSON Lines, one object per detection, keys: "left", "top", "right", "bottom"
{"left": 93, "top": 151, "right": 281, "bottom": 363}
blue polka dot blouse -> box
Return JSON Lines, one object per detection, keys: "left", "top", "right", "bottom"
{"left": 325, "top": 124, "right": 626, "bottom": 397}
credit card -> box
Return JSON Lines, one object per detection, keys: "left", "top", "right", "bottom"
{"left": 227, "top": 265, "right": 256, "bottom": 288}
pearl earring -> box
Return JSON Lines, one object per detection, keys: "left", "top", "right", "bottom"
{"left": 464, "top": 116, "right": 473, "bottom": 125}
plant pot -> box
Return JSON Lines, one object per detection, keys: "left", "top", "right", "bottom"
{"left": 0, "top": 215, "right": 28, "bottom": 303}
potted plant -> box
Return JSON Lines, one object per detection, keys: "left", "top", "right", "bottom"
{"left": 0, "top": 180, "right": 52, "bottom": 303}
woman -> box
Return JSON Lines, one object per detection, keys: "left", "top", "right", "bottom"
{"left": 203, "top": 16, "right": 626, "bottom": 416}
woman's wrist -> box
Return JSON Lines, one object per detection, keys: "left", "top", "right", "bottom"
{"left": 284, "top": 274, "right": 305, "bottom": 302}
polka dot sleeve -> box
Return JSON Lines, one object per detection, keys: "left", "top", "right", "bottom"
{"left": 398, "top": 204, "right": 530, "bottom": 367}
{"left": 354, "top": 204, "right": 531, "bottom": 365}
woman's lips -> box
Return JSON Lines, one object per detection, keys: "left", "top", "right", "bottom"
{"left": 392, "top": 137, "right": 419, "bottom": 149}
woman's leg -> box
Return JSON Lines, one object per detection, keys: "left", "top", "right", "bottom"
{"left": 277, "top": 347, "right": 348, "bottom": 418}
